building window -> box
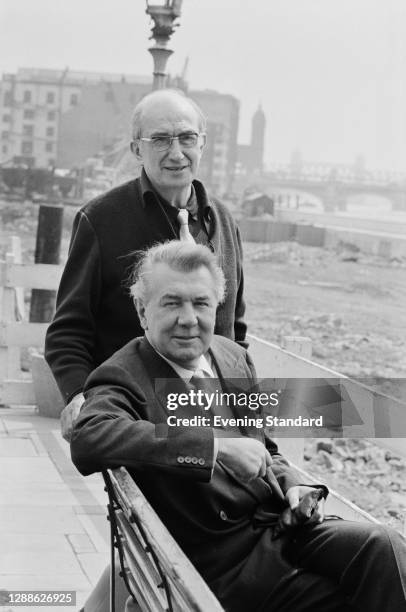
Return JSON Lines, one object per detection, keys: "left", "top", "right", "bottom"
{"left": 47, "top": 91, "right": 55, "bottom": 104}
{"left": 47, "top": 110, "right": 56, "bottom": 121}
{"left": 2, "top": 114, "right": 11, "bottom": 123}
{"left": 46, "top": 126, "right": 54, "bottom": 137}
{"left": 70, "top": 93, "right": 78, "bottom": 106}
{"left": 21, "top": 141, "right": 33, "bottom": 155}
{"left": 48, "top": 159, "right": 55, "bottom": 167}
{"left": 45, "top": 142, "right": 53, "bottom": 152}
{"left": 24, "top": 109, "right": 34, "bottom": 119}
{"left": 105, "top": 90, "right": 114, "bottom": 102}
{"left": 2, "top": 130, "right": 9, "bottom": 140}
{"left": 23, "top": 90, "right": 32, "bottom": 103}
{"left": 23, "top": 124, "right": 34, "bottom": 137}
{"left": 4, "top": 91, "right": 13, "bottom": 106}
{"left": 2, "top": 145, "right": 7, "bottom": 154}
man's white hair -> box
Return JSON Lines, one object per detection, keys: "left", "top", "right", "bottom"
{"left": 130, "top": 240, "right": 225, "bottom": 306}
{"left": 131, "top": 88, "right": 207, "bottom": 139}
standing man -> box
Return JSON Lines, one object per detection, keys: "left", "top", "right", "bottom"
{"left": 45, "top": 89, "right": 246, "bottom": 440}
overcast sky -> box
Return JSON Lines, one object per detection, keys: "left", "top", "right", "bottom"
{"left": 1, "top": 0, "right": 405, "bottom": 171}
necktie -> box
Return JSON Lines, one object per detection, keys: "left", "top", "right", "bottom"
{"left": 189, "top": 371, "right": 234, "bottom": 422}
{"left": 177, "top": 208, "right": 195, "bottom": 243}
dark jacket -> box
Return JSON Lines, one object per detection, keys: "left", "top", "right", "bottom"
{"left": 71, "top": 336, "right": 302, "bottom": 612}
{"left": 45, "top": 176, "right": 247, "bottom": 403}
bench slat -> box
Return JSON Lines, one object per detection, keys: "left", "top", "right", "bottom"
{"left": 110, "top": 468, "right": 224, "bottom": 612}
{"left": 0, "top": 322, "right": 47, "bottom": 347}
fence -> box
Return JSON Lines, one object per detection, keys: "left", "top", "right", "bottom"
{"left": 0, "top": 235, "right": 63, "bottom": 405}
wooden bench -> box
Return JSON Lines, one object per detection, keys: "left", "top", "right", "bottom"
{"left": 103, "top": 467, "right": 224, "bottom": 612}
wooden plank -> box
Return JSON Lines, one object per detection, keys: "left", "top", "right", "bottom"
{"left": 0, "top": 322, "right": 48, "bottom": 347}
{"left": 1, "top": 379, "right": 36, "bottom": 405}
{"left": 248, "top": 333, "right": 406, "bottom": 439}
{"left": 0, "top": 262, "right": 63, "bottom": 290}
{"left": 120, "top": 538, "right": 168, "bottom": 611}
{"left": 116, "top": 511, "right": 165, "bottom": 592}
{"left": 0, "top": 266, "right": 20, "bottom": 383}
{"left": 111, "top": 468, "right": 224, "bottom": 612}
{"left": 6, "top": 239, "right": 25, "bottom": 320}
{"left": 248, "top": 333, "right": 347, "bottom": 379}
{"left": 6, "top": 346, "right": 20, "bottom": 378}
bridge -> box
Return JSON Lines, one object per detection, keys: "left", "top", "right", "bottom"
{"left": 234, "top": 162, "right": 406, "bottom": 211}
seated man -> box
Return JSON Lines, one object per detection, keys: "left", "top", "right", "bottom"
{"left": 71, "top": 241, "right": 406, "bottom": 612}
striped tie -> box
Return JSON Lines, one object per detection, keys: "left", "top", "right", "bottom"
{"left": 177, "top": 208, "right": 195, "bottom": 243}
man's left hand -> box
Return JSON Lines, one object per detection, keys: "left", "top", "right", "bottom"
{"left": 285, "top": 485, "right": 325, "bottom": 525}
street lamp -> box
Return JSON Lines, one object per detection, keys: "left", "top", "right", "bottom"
{"left": 145, "top": 0, "right": 183, "bottom": 90}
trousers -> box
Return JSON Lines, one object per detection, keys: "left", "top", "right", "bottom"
{"left": 83, "top": 520, "right": 406, "bottom": 612}
{"left": 261, "top": 519, "right": 406, "bottom": 611}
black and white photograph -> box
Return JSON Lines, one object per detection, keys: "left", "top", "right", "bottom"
{"left": 0, "top": 1, "right": 405, "bottom": 611}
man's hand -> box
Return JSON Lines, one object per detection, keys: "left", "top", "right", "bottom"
{"left": 217, "top": 437, "right": 272, "bottom": 482}
{"left": 285, "top": 485, "right": 325, "bottom": 525}
{"left": 272, "top": 486, "right": 325, "bottom": 540}
{"left": 60, "top": 393, "right": 85, "bottom": 442}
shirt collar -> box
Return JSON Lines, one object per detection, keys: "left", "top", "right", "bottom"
{"left": 140, "top": 168, "right": 207, "bottom": 220}
{"left": 146, "top": 336, "right": 214, "bottom": 381}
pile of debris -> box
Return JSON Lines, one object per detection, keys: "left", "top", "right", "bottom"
{"left": 244, "top": 240, "right": 406, "bottom": 268}
{"left": 304, "top": 438, "right": 406, "bottom": 533}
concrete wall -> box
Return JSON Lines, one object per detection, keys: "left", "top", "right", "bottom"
{"left": 238, "top": 217, "right": 406, "bottom": 257}
{"left": 276, "top": 208, "right": 406, "bottom": 236}
{"left": 238, "top": 218, "right": 296, "bottom": 243}
{"left": 324, "top": 227, "right": 406, "bottom": 257}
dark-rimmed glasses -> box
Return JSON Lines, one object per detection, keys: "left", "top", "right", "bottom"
{"left": 137, "top": 132, "right": 205, "bottom": 152}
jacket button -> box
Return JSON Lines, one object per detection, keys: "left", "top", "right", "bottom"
{"left": 184, "top": 456, "right": 192, "bottom": 463}
{"left": 198, "top": 458, "right": 205, "bottom": 465}
{"left": 177, "top": 456, "right": 185, "bottom": 464}
{"left": 219, "top": 510, "right": 228, "bottom": 521}
{"left": 191, "top": 457, "right": 198, "bottom": 464}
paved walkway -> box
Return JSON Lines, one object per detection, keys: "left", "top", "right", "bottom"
{"left": 0, "top": 406, "right": 109, "bottom": 612}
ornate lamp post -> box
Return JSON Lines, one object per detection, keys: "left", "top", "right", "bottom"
{"left": 145, "top": 0, "right": 183, "bottom": 90}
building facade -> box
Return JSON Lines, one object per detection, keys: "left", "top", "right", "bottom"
{"left": 190, "top": 89, "right": 239, "bottom": 196}
{"left": 0, "top": 68, "right": 83, "bottom": 167}
{"left": 0, "top": 68, "right": 240, "bottom": 197}
{"left": 0, "top": 68, "right": 150, "bottom": 169}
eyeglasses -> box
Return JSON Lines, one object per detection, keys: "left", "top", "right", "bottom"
{"left": 138, "top": 132, "right": 205, "bottom": 152}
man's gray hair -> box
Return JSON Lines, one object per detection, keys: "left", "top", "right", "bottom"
{"left": 130, "top": 241, "right": 225, "bottom": 305}
{"left": 131, "top": 89, "right": 207, "bottom": 139}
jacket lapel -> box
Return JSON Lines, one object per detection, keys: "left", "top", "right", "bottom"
{"left": 138, "top": 338, "right": 194, "bottom": 421}
{"left": 209, "top": 337, "right": 260, "bottom": 418}
{"left": 209, "top": 337, "right": 271, "bottom": 502}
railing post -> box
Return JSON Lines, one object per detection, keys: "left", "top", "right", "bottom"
{"left": 29, "top": 203, "right": 63, "bottom": 322}
{"left": 0, "top": 240, "right": 22, "bottom": 404}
